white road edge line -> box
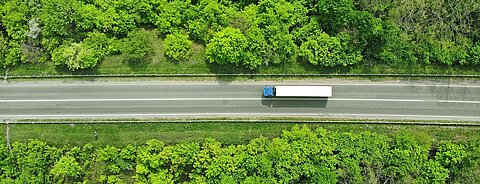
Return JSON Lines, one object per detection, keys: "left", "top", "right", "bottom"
{"left": 438, "top": 100, "right": 480, "bottom": 104}
{"left": 0, "top": 113, "right": 479, "bottom": 119}
{"left": 329, "top": 98, "right": 423, "bottom": 102}
{"left": 0, "top": 98, "right": 424, "bottom": 102}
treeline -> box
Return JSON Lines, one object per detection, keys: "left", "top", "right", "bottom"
{"left": 0, "top": 0, "right": 479, "bottom": 71}
{"left": 1, "top": 126, "right": 479, "bottom": 183}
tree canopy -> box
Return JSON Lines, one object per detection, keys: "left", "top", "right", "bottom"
{"left": 0, "top": 0, "right": 478, "bottom": 70}
{"left": 164, "top": 33, "right": 192, "bottom": 62}
{"left": 0, "top": 126, "right": 479, "bottom": 183}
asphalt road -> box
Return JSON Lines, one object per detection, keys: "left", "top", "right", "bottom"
{"left": 1, "top": 80, "right": 480, "bottom": 121}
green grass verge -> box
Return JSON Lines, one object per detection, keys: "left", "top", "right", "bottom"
{"left": 4, "top": 30, "right": 480, "bottom": 77}
{"left": 5, "top": 123, "right": 480, "bottom": 147}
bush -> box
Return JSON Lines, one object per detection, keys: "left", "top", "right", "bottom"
{"left": 120, "top": 29, "right": 153, "bottom": 64}
{"left": 51, "top": 42, "right": 98, "bottom": 70}
{"left": 299, "top": 32, "right": 362, "bottom": 67}
{"left": 164, "top": 33, "right": 192, "bottom": 62}
{"left": 205, "top": 27, "right": 248, "bottom": 67}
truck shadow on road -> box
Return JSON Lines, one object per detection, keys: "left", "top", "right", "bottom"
{"left": 261, "top": 98, "right": 328, "bottom": 108}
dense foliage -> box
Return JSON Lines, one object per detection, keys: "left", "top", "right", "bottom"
{"left": 0, "top": 0, "right": 479, "bottom": 71}
{"left": 1, "top": 126, "right": 479, "bottom": 183}
{"left": 164, "top": 33, "right": 192, "bottom": 62}
{"left": 120, "top": 29, "right": 153, "bottom": 64}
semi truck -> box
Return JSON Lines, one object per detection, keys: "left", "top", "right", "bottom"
{"left": 263, "top": 86, "right": 332, "bottom": 97}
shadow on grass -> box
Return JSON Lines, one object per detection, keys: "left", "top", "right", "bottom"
{"left": 124, "top": 57, "right": 151, "bottom": 72}
{"left": 206, "top": 62, "right": 252, "bottom": 83}
{"left": 253, "top": 56, "right": 355, "bottom": 75}
{"left": 165, "top": 55, "right": 183, "bottom": 66}
{"left": 275, "top": 59, "right": 354, "bottom": 74}
{"left": 55, "top": 64, "right": 99, "bottom": 75}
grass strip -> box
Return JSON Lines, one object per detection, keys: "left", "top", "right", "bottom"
{"left": 4, "top": 122, "right": 480, "bottom": 147}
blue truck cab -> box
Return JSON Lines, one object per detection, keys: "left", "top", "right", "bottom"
{"left": 263, "top": 86, "right": 275, "bottom": 97}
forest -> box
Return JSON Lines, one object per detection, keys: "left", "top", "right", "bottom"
{"left": 0, "top": 0, "right": 479, "bottom": 72}
{"left": 1, "top": 125, "right": 479, "bottom": 183}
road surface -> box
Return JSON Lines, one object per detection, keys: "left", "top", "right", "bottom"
{"left": 1, "top": 80, "right": 480, "bottom": 121}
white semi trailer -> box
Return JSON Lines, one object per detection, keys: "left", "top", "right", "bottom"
{"left": 263, "top": 86, "right": 333, "bottom": 97}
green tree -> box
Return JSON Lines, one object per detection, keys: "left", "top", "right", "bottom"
{"left": 0, "top": 34, "right": 9, "bottom": 67}
{"left": 257, "top": 0, "right": 308, "bottom": 29}
{"left": 40, "top": 0, "right": 81, "bottom": 39}
{"left": 169, "top": 142, "right": 201, "bottom": 181}
{"left": 262, "top": 26, "right": 297, "bottom": 65}
{"left": 83, "top": 31, "right": 116, "bottom": 58}
{"left": 389, "top": 0, "right": 479, "bottom": 42}
{"left": 354, "top": 0, "right": 393, "bottom": 18}
{"left": 299, "top": 32, "right": 362, "bottom": 67}
{"left": 417, "top": 160, "right": 449, "bottom": 184}
{"left": 48, "top": 32, "right": 113, "bottom": 71}
{"left": 51, "top": 42, "right": 98, "bottom": 70}
{"left": 205, "top": 145, "right": 247, "bottom": 182}
{"left": 50, "top": 156, "right": 83, "bottom": 183}
{"left": 4, "top": 42, "right": 22, "bottom": 67}
{"left": 255, "top": 0, "right": 303, "bottom": 65}
{"left": 131, "top": 0, "right": 161, "bottom": 25}
{"left": 187, "top": 0, "right": 236, "bottom": 42}
{"left": 148, "top": 169, "right": 175, "bottom": 184}
{"left": 76, "top": 4, "right": 100, "bottom": 32}
{"left": 120, "top": 29, "right": 153, "bottom": 64}
{"left": 10, "top": 139, "right": 62, "bottom": 183}
{"left": 96, "top": 145, "right": 136, "bottom": 183}
{"left": 81, "top": 0, "right": 137, "bottom": 36}
{"left": 0, "top": 126, "right": 479, "bottom": 183}
{"left": 334, "top": 131, "right": 390, "bottom": 183}
{"left": 205, "top": 27, "right": 247, "bottom": 67}
{"left": 469, "top": 42, "right": 480, "bottom": 65}
{"left": 375, "top": 22, "right": 417, "bottom": 66}
{"left": 291, "top": 18, "right": 323, "bottom": 46}
{"left": 1, "top": 0, "right": 44, "bottom": 65}
{"left": 164, "top": 34, "right": 192, "bottom": 62}
{"left": 1, "top": 0, "right": 29, "bottom": 41}
{"left": 0, "top": 138, "right": 13, "bottom": 181}
{"left": 384, "top": 133, "right": 430, "bottom": 181}
{"left": 388, "top": 0, "right": 480, "bottom": 65}
{"left": 152, "top": 0, "right": 189, "bottom": 35}
{"left": 193, "top": 138, "right": 223, "bottom": 180}
{"left": 242, "top": 26, "right": 265, "bottom": 69}
{"left": 435, "top": 141, "right": 472, "bottom": 181}
{"left": 233, "top": 5, "right": 265, "bottom": 69}
{"left": 135, "top": 139, "right": 168, "bottom": 182}
{"left": 317, "top": 0, "right": 354, "bottom": 34}
{"left": 272, "top": 126, "right": 337, "bottom": 183}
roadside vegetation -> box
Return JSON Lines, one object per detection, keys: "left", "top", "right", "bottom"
{"left": 5, "top": 122, "right": 480, "bottom": 146}
{"left": 1, "top": 124, "right": 480, "bottom": 183}
{"left": 1, "top": 0, "right": 479, "bottom": 76}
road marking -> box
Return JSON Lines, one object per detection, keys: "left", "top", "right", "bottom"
{"left": 0, "top": 98, "right": 261, "bottom": 102}
{"left": 438, "top": 100, "right": 480, "bottom": 104}
{"left": 0, "top": 98, "right": 424, "bottom": 102}
{"left": 328, "top": 113, "right": 480, "bottom": 119}
{"left": 0, "top": 113, "right": 479, "bottom": 120}
{"left": 329, "top": 98, "right": 423, "bottom": 102}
